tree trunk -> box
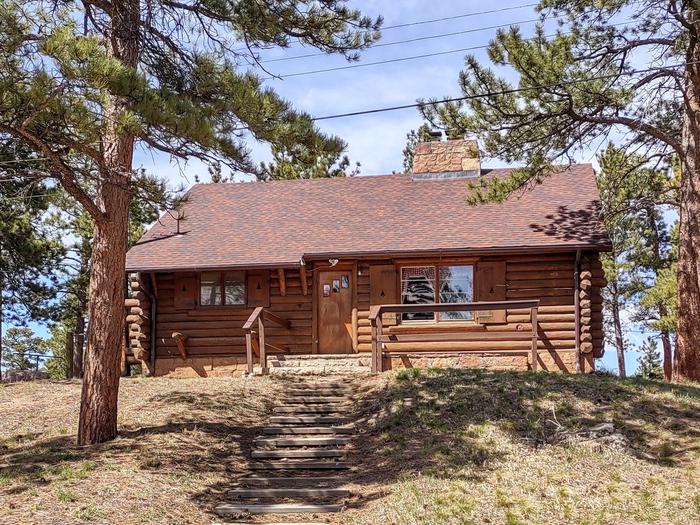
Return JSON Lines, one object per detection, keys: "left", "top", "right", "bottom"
{"left": 0, "top": 279, "right": 3, "bottom": 382}
{"left": 65, "top": 331, "right": 74, "bottom": 379}
{"left": 676, "top": 35, "right": 700, "bottom": 382}
{"left": 660, "top": 329, "right": 673, "bottom": 382}
{"left": 77, "top": 0, "right": 138, "bottom": 445}
{"left": 611, "top": 298, "right": 626, "bottom": 378}
{"left": 72, "top": 315, "right": 85, "bottom": 378}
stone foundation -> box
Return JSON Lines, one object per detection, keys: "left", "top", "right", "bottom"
{"left": 153, "top": 351, "right": 594, "bottom": 377}
{"left": 383, "top": 350, "right": 594, "bottom": 374}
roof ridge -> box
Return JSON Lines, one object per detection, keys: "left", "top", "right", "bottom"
{"left": 190, "top": 162, "right": 594, "bottom": 189}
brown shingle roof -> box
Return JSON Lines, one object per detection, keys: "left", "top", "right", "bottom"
{"left": 126, "top": 164, "right": 610, "bottom": 272}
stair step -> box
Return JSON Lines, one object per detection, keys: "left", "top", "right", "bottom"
{"left": 273, "top": 405, "right": 350, "bottom": 414}
{"left": 270, "top": 416, "right": 350, "bottom": 425}
{"left": 286, "top": 392, "right": 352, "bottom": 398}
{"left": 286, "top": 381, "right": 352, "bottom": 390}
{"left": 251, "top": 449, "right": 346, "bottom": 459}
{"left": 281, "top": 396, "right": 349, "bottom": 404}
{"left": 220, "top": 522, "right": 328, "bottom": 525}
{"left": 215, "top": 503, "right": 343, "bottom": 515}
{"left": 228, "top": 487, "right": 350, "bottom": 498}
{"left": 262, "top": 426, "right": 354, "bottom": 435}
{"left": 255, "top": 437, "right": 351, "bottom": 447}
{"left": 248, "top": 461, "right": 350, "bottom": 470}
{"left": 238, "top": 476, "right": 341, "bottom": 486}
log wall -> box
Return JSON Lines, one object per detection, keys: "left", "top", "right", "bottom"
{"left": 125, "top": 273, "right": 152, "bottom": 373}
{"left": 355, "top": 252, "right": 604, "bottom": 372}
{"left": 127, "top": 250, "right": 606, "bottom": 377}
{"left": 151, "top": 269, "right": 313, "bottom": 376}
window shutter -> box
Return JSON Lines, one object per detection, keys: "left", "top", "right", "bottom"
{"left": 370, "top": 264, "right": 398, "bottom": 325}
{"left": 174, "top": 274, "right": 197, "bottom": 310}
{"left": 247, "top": 270, "right": 270, "bottom": 307}
{"left": 476, "top": 261, "right": 507, "bottom": 324}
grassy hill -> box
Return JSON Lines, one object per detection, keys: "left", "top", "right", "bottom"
{"left": 1, "top": 370, "right": 698, "bottom": 524}
{"left": 348, "top": 369, "right": 700, "bottom": 525}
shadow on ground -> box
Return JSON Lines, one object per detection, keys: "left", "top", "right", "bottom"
{"left": 2, "top": 371, "right": 698, "bottom": 522}
{"left": 347, "top": 369, "right": 700, "bottom": 495}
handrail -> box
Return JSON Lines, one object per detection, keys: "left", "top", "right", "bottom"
{"left": 369, "top": 300, "right": 540, "bottom": 374}
{"left": 243, "top": 306, "right": 264, "bottom": 331}
{"left": 243, "top": 307, "right": 290, "bottom": 375}
{"left": 368, "top": 300, "right": 540, "bottom": 319}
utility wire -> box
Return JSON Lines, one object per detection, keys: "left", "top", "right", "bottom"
{"left": 0, "top": 61, "right": 691, "bottom": 176}
{"left": 311, "top": 61, "right": 691, "bottom": 120}
{"left": 381, "top": 3, "right": 538, "bottom": 31}
{"left": 234, "top": 4, "right": 538, "bottom": 53}
{"left": 262, "top": 17, "right": 541, "bottom": 63}
{"left": 272, "top": 20, "right": 635, "bottom": 79}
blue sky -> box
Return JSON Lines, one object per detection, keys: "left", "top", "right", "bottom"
{"left": 4, "top": 1, "right": 654, "bottom": 374}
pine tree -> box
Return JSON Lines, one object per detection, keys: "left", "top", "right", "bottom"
{"left": 637, "top": 337, "right": 664, "bottom": 380}
{"left": 597, "top": 144, "right": 678, "bottom": 379}
{"left": 2, "top": 327, "right": 47, "bottom": 371}
{"left": 1, "top": 143, "right": 63, "bottom": 379}
{"left": 0, "top": 0, "right": 382, "bottom": 444}
{"left": 401, "top": 124, "right": 433, "bottom": 172}
{"left": 259, "top": 145, "right": 360, "bottom": 180}
{"left": 418, "top": 1, "right": 700, "bottom": 382}
{"left": 0, "top": 143, "right": 63, "bottom": 325}
{"left": 50, "top": 171, "right": 171, "bottom": 378}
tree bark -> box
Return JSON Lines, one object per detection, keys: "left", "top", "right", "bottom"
{"left": 72, "top": 314, "right": 85, "bottom": 378}
{"left": 611, "top": 297, "right": 626, "bottom": 378}
{"left": 77, "top": 0, "right": 138, "bottom": 445}
{"left": 660, "top": 329, "right": 673, "bottom": 381}
{"left": 65, "top": 331, "right": 74, "bottom": 379}
{"left": 676, "top": 25, "right": 700, "bottom": 382}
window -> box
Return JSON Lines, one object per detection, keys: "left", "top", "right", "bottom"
{"left": 400, "top": 265, "right": 474, "bottom": 321}
{"left": 401, "top": 266, "right": 436, "bottom": 321}
{"left": 200, "top": 271, "right": 245, "bottom": 306}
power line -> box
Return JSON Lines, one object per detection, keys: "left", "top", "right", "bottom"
{"left": 0, "top": 61, "right": 689, "bottom": 177}
{"left": 381, "top": 3, "right": 538, "bottom": 31}
{"left": 1, "top": 60, "right": 689, "bottom": 180}
{"left": 276, "top": 43, "right": 497, "bottom": 78}
{"left": 262, "top": 18, "right": 541, "bottom": 64}
{"left": 271, "top": 19, "right": 633, "bottom": 79}
{"left": 235, "top": 4, "right": 537, "bottom": 54}
{"left": 310, "top": 61, "right": 691, "bottom": 121}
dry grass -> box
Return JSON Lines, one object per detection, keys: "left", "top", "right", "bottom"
{"left": 0, "top": 376, "right": 279, "bottom": 524}
{"left": 1, "top": 371, "right": 699, "bottom": 525}
{"left": 341, "top": 369, "right": 700, "bottom": 525}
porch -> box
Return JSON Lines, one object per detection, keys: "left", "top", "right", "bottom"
{"left": 242, "top": 299, "right": 589, "bottom": 375}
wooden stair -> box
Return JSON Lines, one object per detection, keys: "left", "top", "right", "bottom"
{"left": 215, "top": 378, "right": 357, "bottom": 520}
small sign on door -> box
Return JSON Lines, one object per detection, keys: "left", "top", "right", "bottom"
{"left": 323, "top": 284, "right": 331, "bottom": 297}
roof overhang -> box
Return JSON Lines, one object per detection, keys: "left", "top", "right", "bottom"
{"left": 125, "top": 242, "right": 612, "bottom": 273}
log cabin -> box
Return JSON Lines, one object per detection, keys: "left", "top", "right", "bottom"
{"left": 124, "top": 138, "right": 610, "bottom": 377}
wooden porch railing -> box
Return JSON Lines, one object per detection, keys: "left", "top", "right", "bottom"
{"left": 368, "top": 300, "right": 540, "bottom": 374}
{"left": 243, "top": 307, "right": 291, "bottom": 375}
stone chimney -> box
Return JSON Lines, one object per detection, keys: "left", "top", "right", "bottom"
{"left": 412, "top": 138, "right": 481, "bottom": 178}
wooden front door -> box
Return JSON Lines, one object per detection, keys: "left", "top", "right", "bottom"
{"left": 317, "top": 270, "right": 353, "bottom": 354}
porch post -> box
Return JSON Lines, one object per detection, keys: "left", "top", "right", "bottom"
{"left": 258, "top": 317, "right": 268, "bottom": 375}
{"left": 245, "top": 332, "right": 253, "bottom": 375}
{"left": 376, "top": 314, "right": 384, "bottom": 373}
{"left": 370, "top": 316, "right": 377, "bottom": 374}
{"left": 530, "top": 306, "right": 539, "bottom": 372}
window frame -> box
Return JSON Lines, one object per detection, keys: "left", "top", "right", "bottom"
{"left": 399, "top": 263, "right": 475, "bottom": 323}
{"left": 198, "top": 270, "right": 247, "bottom": 308}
